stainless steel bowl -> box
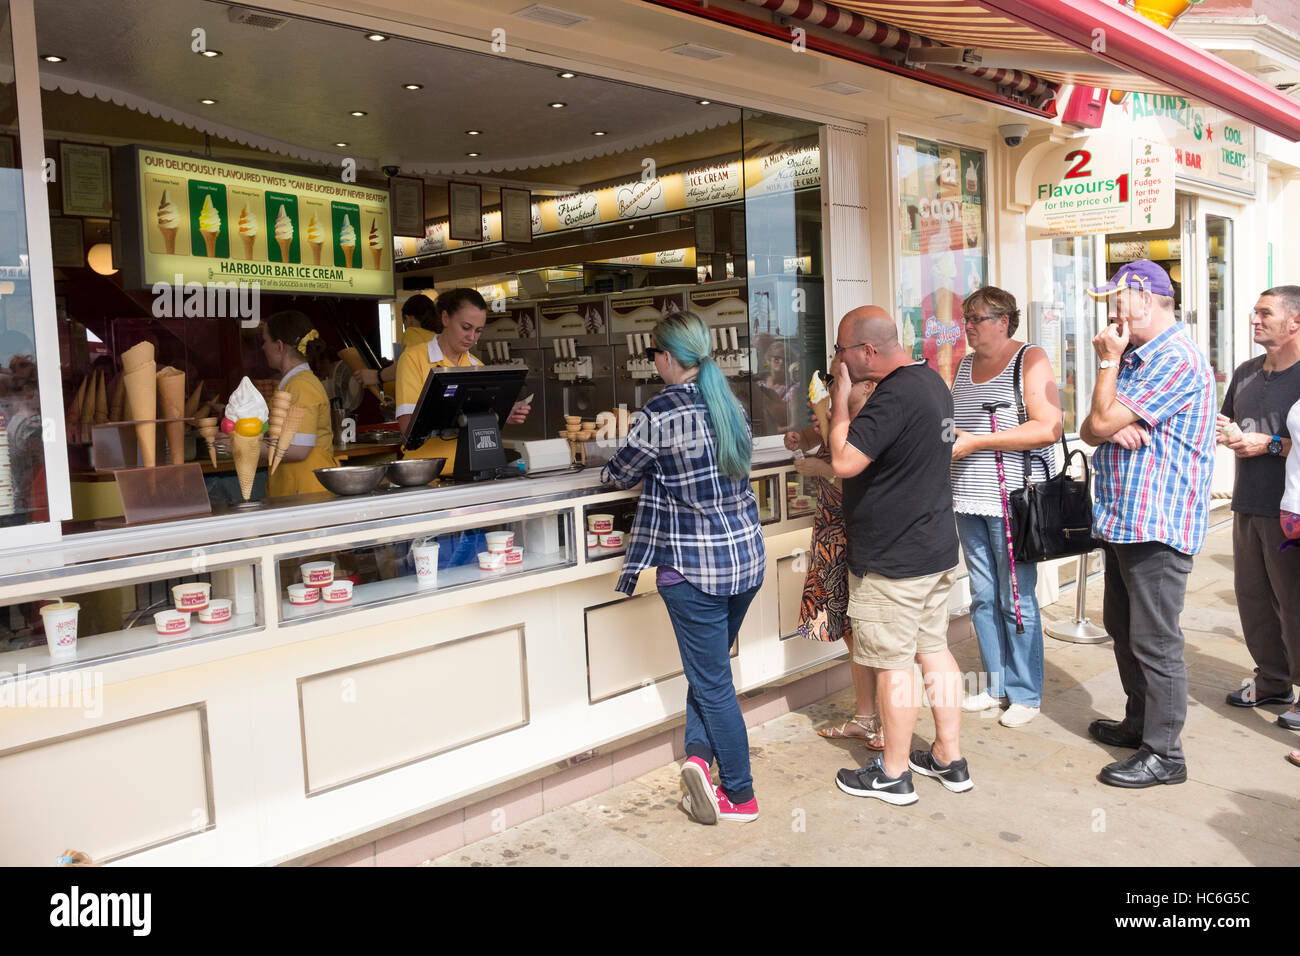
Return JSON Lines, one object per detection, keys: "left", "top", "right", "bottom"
{"left": 314, "top": 465, "right": 388, "bottom": 496}
{"left": 386, "top": 458, "right": 445, "bottom": 487}
{"left": 358, "top": 429, "right": 403, "bottom": 445}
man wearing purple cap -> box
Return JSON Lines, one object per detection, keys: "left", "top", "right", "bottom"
{"left": 1079, "top": 260, "right": 1216, "bottom": 788}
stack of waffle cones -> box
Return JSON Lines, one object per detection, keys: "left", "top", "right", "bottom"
{"left": 156, "top": 366, "right": 186, "bottom": 465}
{"left": 337, "top": 347, "right": 384, "bottom": 403}
{"left": 195, "top": 417, "right": 219, "bottom": 467}
{"left": 267, "top": 390, "right": 291, "bottom": 445}
{"left": 109, "top": 375, "right": 126, "bottom": 422}
{"left": 269, "top": 404, "right": 305, "bottom": 476}
{"left": 232, "top": 431, "right": 260, "bottom": 500}
{"left": 121, "top": 342, "right": 157, "bottom": 466}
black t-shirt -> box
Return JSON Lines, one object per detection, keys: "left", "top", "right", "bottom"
{"left": 842, "top": 363, "right": 959, "bottom": 579}
{"left": 1221, "top": 356, "right": 1300, "bottom": 517}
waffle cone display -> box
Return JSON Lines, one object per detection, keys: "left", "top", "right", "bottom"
{"left": 123, "top": 366, "right": 157, "bottom": 467}
{"left": 197, "top": 420, "right": 219, "bottom": 467}
{"left": 338, "top": 347, "right": 384, "bottom": 403}
{"left": 109, "top": 375, "right": 125, "bottom": 422}
{"left": 121, "top": 341, "right": 155, "bottom": 373}
{"left": 94, "top": 370, "right": 109, "bottom": 424}
{"left": 157, "top": 366, "right": 186, "bottom": 465}
{"left": 232, "top": 432, "right": 259, "bottom": 500}
{"left": 184, "top": 382, "right": 203, "bottom": 419}
{"left": 269, "top": 404, "right": 305, "bottom": 475}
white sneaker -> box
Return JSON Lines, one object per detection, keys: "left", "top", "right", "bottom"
{"left": 962, "top": 691, "right": 1002, "bottom": 712}
{"left": 999, "top": 704, "right": 1039, "bottom": 727}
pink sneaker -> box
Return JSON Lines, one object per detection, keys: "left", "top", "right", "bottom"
{"left": 680, "top": 756, "right": 718, "bottom": 825}
{"left": 714, "top": 786, "right": 758, "bottom": 823}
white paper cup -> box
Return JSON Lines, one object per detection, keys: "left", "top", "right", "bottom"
{"left": 587, "top": 514, "right": 614, "bottom": 534}
{"left": 477, "top": 551, "right": 506, "bottom": 571}
{"left": 300, "top": 561, "right": 335, "bottom": 587}
{"left": 172, "top": 582, "right": 211, "bottom": 612}
{"left": 413, "top": 539, "right": 440, "bottom": 590}
{"left": 198, "top": 599, "right": 232, "bottom": 624}
{"left": 485, "top": 531, "right": 515, "bottom": 553}
{"left": 600, "top": 532, "right": 624, "bottom": 549}
{"left": 154, "top": 609, "right": 190, "bottom": 636}
{"left": 39, "top": 602, "right": 79, "bottom": 659}
{"left": 505, "top": 547, "right": 524, "bottom": 566}
{"left": 322, "top": 580, "right": 354, "bottom": 603}
{"left": 288, "top": 584, "right": 320, "bottom": 605}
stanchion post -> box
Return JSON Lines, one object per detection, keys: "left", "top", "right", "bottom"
{"left": 1045, "top": 551, "right": 1109, "bottom": 644}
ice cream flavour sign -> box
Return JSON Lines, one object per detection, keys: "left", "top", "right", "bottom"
{"left": 136, "top": 148, "right": 394, "bottom": 297}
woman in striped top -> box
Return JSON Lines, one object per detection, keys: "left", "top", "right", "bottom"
{"left": 950, "top": 287, "right": 1063, "bottom": 727}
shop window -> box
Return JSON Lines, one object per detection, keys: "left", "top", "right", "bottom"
{"left": 743, "top": 111, "right": 825, "bottom": 437}
{"left": 897, "top": 135, "right": 988, "bottom": 389}
{"left": 1029, "top": 235, "right": 1096, "bottom": 435}
{"left": 1206, "top": 215, "right": 1233, "bottom": 405}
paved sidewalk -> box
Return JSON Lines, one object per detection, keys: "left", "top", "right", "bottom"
{"left": 427, "top": 519, "right": 1300, "bottom": 867}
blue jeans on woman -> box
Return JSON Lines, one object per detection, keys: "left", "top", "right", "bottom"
{"left": 956, "top": 512, "right": 1043, "bottom": 707}
{"left": 659, "top": 579, "right": 761, "bottom": 803}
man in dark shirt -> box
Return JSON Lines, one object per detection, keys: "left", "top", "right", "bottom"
{"left": 827, "top": 307, "right": 967, "bottom": 806}
{"left": 1218, "top": 285, "right": 1300, "bottom": 726}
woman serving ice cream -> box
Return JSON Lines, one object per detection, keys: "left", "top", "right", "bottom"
{"left": 260, "top": 311, "right": 339, "bottom": 497}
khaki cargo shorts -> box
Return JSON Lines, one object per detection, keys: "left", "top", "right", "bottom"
{"left": 847, "top": 567, "right": 959, "bottom": 670}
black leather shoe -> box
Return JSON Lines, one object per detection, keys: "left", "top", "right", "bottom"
{"left": 1226, "top": 686, "right": 1296, "bottom": 708}
{"left": 1088, "top": 718, "right": 1142, "bottom": 749}
{"left": 1098, "top": 748, "right": 1187, "bottom": 788}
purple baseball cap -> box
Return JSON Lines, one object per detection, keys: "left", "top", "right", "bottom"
{"left": 1087, "top": 260, "right": 1174, "bottom": 300}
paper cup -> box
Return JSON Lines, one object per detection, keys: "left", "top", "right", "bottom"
{"left": 171, "top": 582, "right": 211, "bottom": 611}
{"left": 477, "top": 551, "right": 506, "bottom": 571}
{"left": 505, "top": 547, "right": 524, "bottom": 566}
{"left": 485, "top": 531, "right": 514, "bottom": 553}
{"left": 288, "top": 584, "right": 320, "bottom": 605}
{"left": 322, "top": 580, "right": 354, "bottom": 603}
{"left": 300, "top": 562, "right": 335, "bottom": 587}
{"left": 39, "top": 602, "right": 79, "bottom": 659}
{"left": 154, "top": 609, "right": 190, "bottom": 636}
{"left": 198, "top": 599, "right": 232, "bottom": 624}
{"left": 412, "top": 539, "right": 440, "bottom": 589}
{"left": 600, "top": 532, "right": 624, "bottom": 549}
{"left": 587, "top": 514, "right": 614, "bottom": 534}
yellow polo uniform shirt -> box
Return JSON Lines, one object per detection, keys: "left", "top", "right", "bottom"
{"left": 267, "top": 363, "right": 339, "bottom": 498}
{"left": 395, "top": 335, "right": 482, "bottom": 472}
{"left": 382, "top": 325, "right": 437, "bottom": 400}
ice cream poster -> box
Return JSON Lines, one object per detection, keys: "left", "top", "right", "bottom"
{"left": 135, "top": 147, "right": 394, "bottom": 297}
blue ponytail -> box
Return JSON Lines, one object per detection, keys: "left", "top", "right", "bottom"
{"left": 653, "top": 311, "right": 751, "bottom": 481}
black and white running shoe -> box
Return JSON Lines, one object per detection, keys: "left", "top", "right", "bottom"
{"left": 908, "top": 748, "right": 974, "bottom": 793}
{"left": 834, "top": 757, "right": 918, "bottom": 806}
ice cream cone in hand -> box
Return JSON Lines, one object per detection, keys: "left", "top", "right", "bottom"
{"left": 270, "top": 404, "right": 305, "bottom": 475}
{"left": 338, "top": 347, "right": 384, "bottom": 402}
{"left": 156, "top": 366, "right": 186, "bottom": 465}
{"left": 232, "top": 432, "right": 260, "bottom": 500}
{"left": 808, "top": 371, "right": 831, "bottom": 439}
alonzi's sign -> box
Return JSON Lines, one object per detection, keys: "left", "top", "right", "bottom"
{"left": 1102, "top": 95, "right": 1255, "bottom": 195}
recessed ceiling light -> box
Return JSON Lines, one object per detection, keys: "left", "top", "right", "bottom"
{"left": 403, "top": 83, "right": 423, "bottom": 90}
{"left": 549, "top": 102, "right": 567, "bottom": 108}
{"left": 466, "top": 130, "right": 482, "bottom": 136}
{"left": 335, "top": 142, "right": 349, "bottom": 148}
{"left": 366, "top": 33, "right": 387, "bottom": 42}
{"left": 199, "top": 98, "right": 217, "bottom": 105}
{"left": 466, "top": 152, "right": 480, "bottom": 158}
{"left": 697, "top": 99, "right": 712, "bottom": 106}
{"left": 200, "top": 49, "right": 222, "bottom": 58}
{"left": 557, "top": 71, "right": 576, "bottom": 79}
{"left": 592, "top": 130, "right": 607, "bottom": 136}
{"left": 350, "top": 110, "right": 367, "bottom": 117}
{"left": 41, "top": 54, "right": 65, "bottom": 63}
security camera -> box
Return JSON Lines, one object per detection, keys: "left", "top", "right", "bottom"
{"left": 999, "top": 123, "right": 1029, "bottom": 148}
{"left": 382, "top": 164, "right": 400, "bottom": 178}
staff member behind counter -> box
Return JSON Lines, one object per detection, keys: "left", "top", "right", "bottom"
{"left": 394, "top": 288, "right": 532, "bottom": 474}
{"left": 353, "top": 293, "right": 439, "bottom": 396}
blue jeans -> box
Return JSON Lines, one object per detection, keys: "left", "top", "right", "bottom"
{"left": 956, "top": 512, "right": 1043, "bottom": 707}
{"left": 659, "top": 579, "right": 761, "bottom": 804}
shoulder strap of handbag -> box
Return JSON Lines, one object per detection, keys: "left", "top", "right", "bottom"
{"left": 1011, "top": 344, "right": 1069, "bottom": 486}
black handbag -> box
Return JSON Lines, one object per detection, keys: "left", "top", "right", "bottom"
{"left": 1005, "top": 348, "right": 1096, "bottom": 563}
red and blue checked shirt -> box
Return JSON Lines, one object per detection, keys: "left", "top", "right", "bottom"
{"left": 602, "top": 383, "right": 766, "bottom": 597}
{"left": 1093, "top": 322, "right": 1216, "bottom": 555}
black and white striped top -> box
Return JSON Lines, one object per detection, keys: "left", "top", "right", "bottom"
{"left": 951, "top": 345, "right": 1056, "bottom": 517}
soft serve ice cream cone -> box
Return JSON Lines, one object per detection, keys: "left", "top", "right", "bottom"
{"left": 368, "top": 219, "right": 382, "bottom": 270}
{"left": 274, "top": 204, "right": 294, "bottom": 261}
{"left": 306, "top": 215, "right": 325, "bottom": 265}
{"left": 339, "top": 215, "right": 356, "bottom": 268}
{"left": 808, "top": 371, "right": 831, "bottom": 439}
{"left": 238, "top": 205, "right": 258, "bottom": 259}
{"left": 157, "top": 191, "right": 180, "bottom": 254}
{"left": 198, "top": 195, "right": 222, "bottom": 257}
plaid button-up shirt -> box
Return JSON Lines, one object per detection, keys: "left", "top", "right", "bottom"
{"left": 602, "top": 383, "right": 765, "bottom": 597}
{"left": 1093, "top": 322, "right": 1216, "bottom": 555}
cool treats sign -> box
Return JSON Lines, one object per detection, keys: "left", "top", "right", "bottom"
{"left": 1026, "top": 137, "right": 1174, "bottom": 240}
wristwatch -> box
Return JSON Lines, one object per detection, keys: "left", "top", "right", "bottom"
{"left": 1098, "top": 359, "right": 1119, "bottom": 370}
{"left": 1268, "top": 435, "right": 1283, "bottom": 456}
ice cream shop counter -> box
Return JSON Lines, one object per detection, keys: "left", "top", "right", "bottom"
{"left": 0, "top": 445, "right": 840, "bottom": 865}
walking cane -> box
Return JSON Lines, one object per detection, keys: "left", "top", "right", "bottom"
{"left": 981, "top": 400, "right": 1025, "bottom": 634}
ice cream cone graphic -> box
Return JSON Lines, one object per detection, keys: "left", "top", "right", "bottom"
{"left": 339, "top": 215, "right": 356, "bottom": 268}
{"left": 371, "top": 248, "right": 382, "bottom": 270}
{"left": 198, "top": 194, "right": 222, "bottom": 258}
{"left": 274, "top": 204, "right": 294, "bottom": 263}
{"left": 232, "top": 432, "right": 259, "bottom": 500}
{"left": 238, "top": 205, "right": 258, "bottom": 260}
{"left": 157, "top": 190, "right": 180, "bottom": 254}
{"left": 305, "top": 214, "right": 325, "bottom": 266}
{"left": 368, "top": 219, "right": 383, "bottom": 270}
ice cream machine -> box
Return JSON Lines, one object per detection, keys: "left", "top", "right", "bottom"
{"left": 687, "top": 281, "right": 751, "bottom": 408}
{"left": 479, "top": 301, "right": 547, "bottom": 441}
{"left": 538, "top": 295, "right": 615, "bottom": 434}
{"left": 609, "top": 287, "right": 689, "bottom": 412}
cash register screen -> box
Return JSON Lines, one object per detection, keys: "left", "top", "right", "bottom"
{"left": 404, "top": 365, "right": 529, "bottom": 449}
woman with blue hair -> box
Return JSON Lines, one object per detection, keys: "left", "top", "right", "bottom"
{"left": 603, "top": 310, "right": 766, "bottom": 825}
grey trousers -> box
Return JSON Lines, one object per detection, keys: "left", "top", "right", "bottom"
{"left": 1233, "top": 513, "right": 1300, "bottom": 693}
{"left": 1102, "top": 541, "right": 1195, "bottom": 762}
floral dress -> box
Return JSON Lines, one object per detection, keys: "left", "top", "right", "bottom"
{"left": 796, "top": 448, "right": 851, "bottom": 643}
